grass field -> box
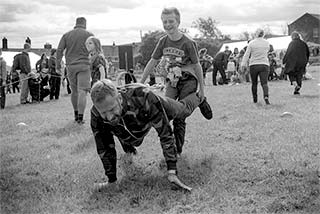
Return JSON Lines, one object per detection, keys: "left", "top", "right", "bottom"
{"left": 1, "top": 66, "right": 319, "bottom": 214}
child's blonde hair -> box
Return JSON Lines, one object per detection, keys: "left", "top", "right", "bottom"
{"left": 86, "top": 36, "right": 104, "bottom": 56}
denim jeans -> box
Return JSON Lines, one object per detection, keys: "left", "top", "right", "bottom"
{"left": 165, "top": 73, "right": 198, "bottom": 154}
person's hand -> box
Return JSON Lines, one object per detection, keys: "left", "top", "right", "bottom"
{"left": 167, "top": 170, "right": 192, "bottom": 192}
{"left": 240, "top": 65, "right": 246, "bottom": 74}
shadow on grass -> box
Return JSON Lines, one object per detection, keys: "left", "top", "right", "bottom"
{"left": 70, "top": 137, "right": 95, "bottom": 155}
{"left": 39, "top": 121, "right": 85, "bottom": 138}
{"left": 293, "top": 94, "right": 320, "bottom": 99}
{"left": 82, "top": 155, "right": 214, "bottom": 212}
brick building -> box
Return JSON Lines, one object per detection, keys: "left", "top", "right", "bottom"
{"left": 288, "top": 13, "right": 320, "bottom": 44}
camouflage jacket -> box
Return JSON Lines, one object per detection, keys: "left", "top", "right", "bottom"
{"left": 90, "top": 83, "right": 177, "bottom": 181}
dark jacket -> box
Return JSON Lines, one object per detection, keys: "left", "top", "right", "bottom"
{"left": 48, "top": 56, "right": 60, "bottom": 76}
{"left": 90, "top": 84, "right": 177, "bottom": 182}
{"left": 283, "top": 38, "right": 310, "bottom": 73}
{"left": 214, "top": 52, "right": 228, "bottom": 66}
{"left": 12, "top": 52, "right": 31, "bottom": 74}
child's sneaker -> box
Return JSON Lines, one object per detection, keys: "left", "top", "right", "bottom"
{"left": 294, "top": 86, "right": 301, "bottom": 95}
{"left": 198, "top": 97, "right": 213, "bottom": 120}
{"left": 264, "top": 98, "right": 270, "bottom": 105}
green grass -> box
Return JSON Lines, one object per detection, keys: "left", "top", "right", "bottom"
{"left": 1, "top": 66, "right": 319, "bottom": 214}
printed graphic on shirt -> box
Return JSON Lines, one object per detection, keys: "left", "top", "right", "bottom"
{"left": 156, "top": 47, "right": 185, "bottom": 87}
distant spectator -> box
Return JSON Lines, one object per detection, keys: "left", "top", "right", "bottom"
{"left": 11, "top": 66, "right": 20, "bottom": 93}
{"left": 241, "top": 28, "right": 271, "bottom": 105}
{"left": 268, "top": 53, "right": 278, "bottom": 81}
{"left": 212, "top": 51, "right": 228, "bottom": 85}
{"left": 25, "top": 37, "right": 31, "bottom": 45}
{"left": 226, "top": 57, "right": 236, "bottom": 80}
{"left": 48, "top": 49, "right": 61, "bottom": 100}
{"left": 238, "top": 46, "right": 250, "bottom": 82}
{"left": 12, "top": 43, "right": 31, "bottom": 104}
{"left": 35, "top": 53, "right": 48, "bottom": 73}
{"left": 125, "top": 69, "right": 137, "bottom": 84}
{"left": 39, "top": 71, "right": 50, "bottom": 101}
{"left": 199, "top": 48, "right": 213, "bottom": 85}
{"left": 6, "top": 70, "right": 11, "bottom": 94}
{"left": 0, "top": 48, "right": 7, "bottom": 109}
{"left": 231, "top": 47, "right": 240, "bottom": 71}
{"left": 56, "top": 17, "right": 94, "bottom": 124}
{"left": 85, "top": 36, "right": 107, "bottom": 86}
{"left": 224, "top": 46, "right": 232, "bottom": 62}
{"left": 283, "top": 31, "right": 310, "bottom": 95}
{"left": 28, "top": 71, "right": 42, "bottom": 102}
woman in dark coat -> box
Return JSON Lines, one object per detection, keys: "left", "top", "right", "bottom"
{"left": 283, "top": 31, "right": 310, "bottom": 95}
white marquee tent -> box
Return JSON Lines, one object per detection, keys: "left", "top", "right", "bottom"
{"left": 1, "top": 51, "right": 40, "bottom": 71}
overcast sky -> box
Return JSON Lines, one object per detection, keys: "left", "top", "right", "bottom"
{"left": 0, "top": 0, "right": 319, "bottom": 48}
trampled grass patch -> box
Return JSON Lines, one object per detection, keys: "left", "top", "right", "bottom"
{"left": 1, "top": 67, "right": 319, "bottom": 214}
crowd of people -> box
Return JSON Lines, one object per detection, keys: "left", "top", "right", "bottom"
{"left": 0, "top": 7, "right": 311, "bottom": 192}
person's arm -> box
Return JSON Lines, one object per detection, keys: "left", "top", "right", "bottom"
{"left": 90, "top": 108, "right": 118, "bottom": 183}
{"left": 283, "top": 42, "right": 294, "bottom": 65}
{"left": 241, "top": 45, "right": 251, "bottom": 68}
{"left": 140, "top": 58, "right": 158, "bottom": 83}
{"left": 12, "top": 56, "right": 18, "bottom": 71}
{"left": 98, "top": 65, "right": 106, "bottom": 80}
{"left": 305, "top": 43, "right": 310, "bottom": 61}
{"left": 140, "top": 37, "right": 164, "bottom": 84}
{"left": 56, "top": 35, "right": 65, "bottom": 72}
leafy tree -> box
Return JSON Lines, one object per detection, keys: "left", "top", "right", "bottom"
{"left": 250, "top": 25, "right": 274, "bottom": 39}
{"left": 192, "top": 17, "right": 231, "bottom": 56}
{"left": 138, "top": 30, "right": 166, "bottom": 66}
{"left": 239, "top": 31, "right": 251, "bottom": 41}
{"left": 192, "top": 17, "right": 224, "bottom": 40}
